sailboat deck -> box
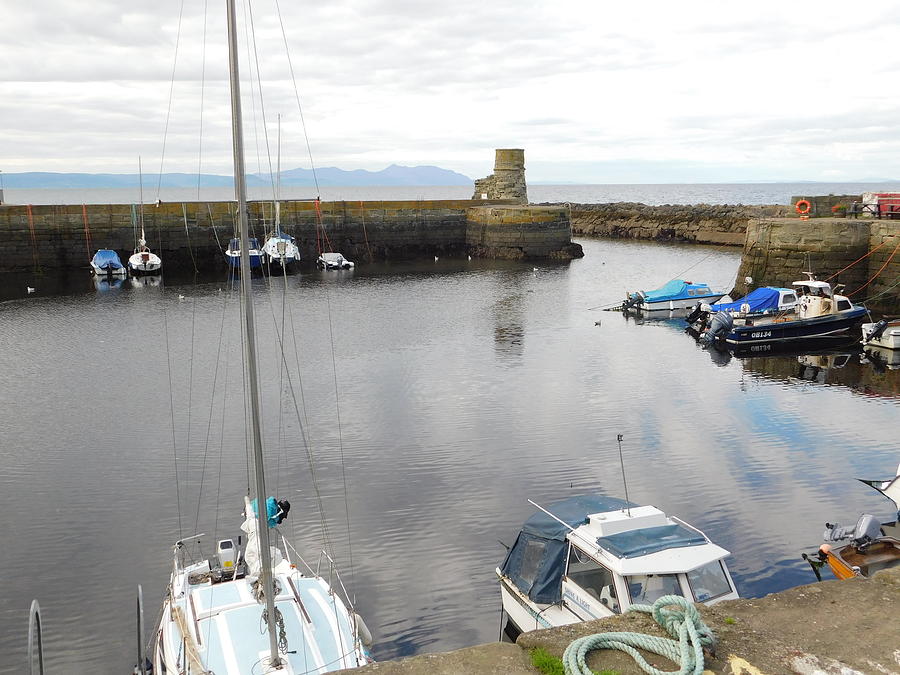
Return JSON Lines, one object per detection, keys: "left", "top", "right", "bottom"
{"left": 169, "top": 571, "right": 359, "bottom": 674}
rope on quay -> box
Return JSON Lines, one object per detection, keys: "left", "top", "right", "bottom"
{"left": 562, "top": 595, "right": 715, "bottom": 675}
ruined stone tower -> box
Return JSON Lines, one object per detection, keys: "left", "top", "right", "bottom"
{"left": 473, "top": 149, "right": 527, "bottom": 205}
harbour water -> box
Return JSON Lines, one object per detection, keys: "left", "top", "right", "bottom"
{"left": 5, "top": 180, "right": 900, "bottom": 207}
{"left": 1, "top": 238, "right": 898, "bottom": 673}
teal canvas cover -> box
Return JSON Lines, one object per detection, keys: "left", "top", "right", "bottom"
{"left": 643, "top": 279, "right": 716, "bottom": 302}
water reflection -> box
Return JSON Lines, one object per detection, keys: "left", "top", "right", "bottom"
{"left": 0, "top": 239, "right": 898, "bottom": 673}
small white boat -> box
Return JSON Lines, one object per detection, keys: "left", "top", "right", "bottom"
{"left": 805, "top": 463, "right": 900, "bottom": 581}
{"left": 127, "top": 162, "right": 162, "bottom": 275}
{"left": 262, "top": 232, "right": 300, "bottom": 269}
{"left": 497, "top": 495, "right": 738, "bottom": 637}
{"left": 90, "top": 249, "right": 128, "bottom": 277}
{"left": 861, "top": 319, "right": 900, "bottom": 350}
{"left": 623, "top": 279, "right": 725, "bottom": 311}
{"left": 128, "top": 239, "right": 162, "bottom": 275}
{"left": 317, "top": 251, "right": 355, "bottom": 270}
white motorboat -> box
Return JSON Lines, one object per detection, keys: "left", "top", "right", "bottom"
{"left": 318, "top": 251, "right": 355, "bottom": 270}
{"left": 622, "top": 279, "right": 725, "bottom": 311}
{"left": 150, "top": 3, "right": 373, "bottom": 672}
{"left": 861, "top": 319, "right": 900, "bottom": 350}
{"left": 90, "top": 249, "right": 128, "bottom": 277}
{"left": 497, "top": 495, "right": 738, "bottom": 637}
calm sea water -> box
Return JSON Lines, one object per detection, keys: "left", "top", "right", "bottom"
{"left": 1, "top": 239, "right": 898, "bottom": 674}
{"left": 5, "top": 181, "right": 900, "bottom": 206}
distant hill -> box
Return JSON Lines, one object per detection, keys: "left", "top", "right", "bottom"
{"left": 0, "top": 164, "right": 473, "bottom": 189}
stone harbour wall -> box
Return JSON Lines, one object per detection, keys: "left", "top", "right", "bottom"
{"left": 0, "top": 197, "right": 581, "bottom": 271}
{"left": 466, "top": 206, "right": 581, "bottom": 260}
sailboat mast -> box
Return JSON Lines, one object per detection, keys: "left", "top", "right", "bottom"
{"left": 225, "top": 0, "right": 282, "bottom": 667}
{"left": 138, "top": 156, "right": 145, "bottom": 244}
{"left": 275, "top": 113, "right": 281, "bottom": 237}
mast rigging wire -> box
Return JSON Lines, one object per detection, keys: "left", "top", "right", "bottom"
{"left": 156, "top": 0, "right": 186, "bottom": 202}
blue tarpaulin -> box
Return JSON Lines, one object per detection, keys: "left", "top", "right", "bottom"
{"left": 640, "top": 279, "right": 717, "bottom": 302}
{"left": 91, "top": 249, "right": 124, "bottom": 270}
{"left": 500, "top": 495, "right": 635, "bottom": 604}
{"left": 710, "top": 287, "right": 789, "bottom": 313}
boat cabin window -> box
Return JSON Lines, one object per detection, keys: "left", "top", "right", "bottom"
{"left": 837, "top": 299, "right": 852, "bottom": 311}
{"left": 686, "top": 561, "right": 732, "bottom": 602}
{"left": 519, "top": 539, "right": 546, "bottom": 587}
{"left": 566, "top": 545, "right": 620, "bottom": 613}
{"left": 688, "top": 288, "right": 711, "bottom": 296}
{"left": 782, "top": 293, "right": 797, "bottom": 305}
{"left": 626, "top": 573, "right": 683, "bottom": 604}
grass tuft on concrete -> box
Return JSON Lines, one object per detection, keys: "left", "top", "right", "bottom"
{"left": 530, "top": 648, "right": 565, "bottom": 675}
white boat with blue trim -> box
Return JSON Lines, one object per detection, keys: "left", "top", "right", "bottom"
{"left": 497, "top": 496, "right": 738, "bottom": 637}
{"left": 622, "top": 279, "right": 725, "bottom": 312}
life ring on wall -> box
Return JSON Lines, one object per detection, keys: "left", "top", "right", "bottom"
{"left": 795, "top": 199, "right": 811, "bottom": 214}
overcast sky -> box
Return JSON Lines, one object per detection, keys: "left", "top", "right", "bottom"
{"left": 3, "top": 0, "right": 900, "bottom": 183}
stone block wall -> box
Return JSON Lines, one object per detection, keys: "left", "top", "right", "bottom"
{"left": 0, "top": 197, "right": 584, "bottom": 271}
{"left": 865, "top": 221, "right": 900, "bottom": 308}
{"left": 789, "top": 195, "right": 860, "bottom": 218}
{"left": 733, "top": 219, "right": 872, "bottom": 300}
{"left": 465, "top": 206, "right": 582, "bottom": 260}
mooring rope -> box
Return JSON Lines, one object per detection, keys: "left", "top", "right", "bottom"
{"left": 562, "top": 595, "right": 714, "bottom": 675}
{"left": 823, "top": 239, "right": 888, "bottom": 282}
{"left": 847, "top": 236, "right": 900, "bottom": 297}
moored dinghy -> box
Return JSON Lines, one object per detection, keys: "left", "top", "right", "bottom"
{"left": 861, "top": 319, "right": 900, "bottom": 350}
{"left": 317, "top": 251, "right": 355, "bottom": 270}
{"left": 496, "top": 495, "right": 738, "bottom": 637}
{"left": 90, "top": 249, "right": 127, "bottom": 277}
{"left": 804, "top": 463, "right": 900, "bottom": 581}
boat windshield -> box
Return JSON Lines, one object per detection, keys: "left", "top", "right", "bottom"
{"left": 686, "top": 561, "right": 732, "bottom": 602}
{"left": 626, "top": 573, "right": 683, "bottom": 604}
{"left": 566, "top": 546, "right": 620, "bottom": 613}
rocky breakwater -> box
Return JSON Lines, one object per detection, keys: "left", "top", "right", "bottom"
{"left": 566, "top": 202, "right": 792, "bottom": 246}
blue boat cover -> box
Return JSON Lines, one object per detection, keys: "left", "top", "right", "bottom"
{"left": 641, "top": 279, "right": 716, "bottom": 302}
{"left": 92, "top": 249, "right": 124, "bottom": 269}
{"left": 596, "top": 523, "right": 707, "bottom": 558}
{"left": 711, "top": 287, "right": 788, "bottom": 313}
{"left": 500, "top": 495, "right": 635, "bottom": 604}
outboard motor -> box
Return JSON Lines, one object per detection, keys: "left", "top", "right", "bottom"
{"left": 700, "top": 311, "right": 733, "bottom": 346}
{"left": 823, "top": 513, "right": 883, "bottom": 548}
{"left": 864, "top": 319, "right": 889, "bottom": 343}
{"left": 685, "top": 302, "right": 705, "bottom": 326}
{"left": 622, "top": 293, "right": 644, "bottom": 310}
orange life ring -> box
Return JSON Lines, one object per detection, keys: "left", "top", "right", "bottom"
{"left": 795, "top": 199, "right": 811, "bottom": 214}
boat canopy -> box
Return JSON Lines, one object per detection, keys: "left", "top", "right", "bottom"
{"left": 710, "top": 287, "right": 790, "bottom": 314}
{"left": 642, "top": 279, "right": 715, "bottom": 302}
{"left": 500, "top": 496, "right": 635, "bottom": 604}
{"left": 92, "top": 249, "right": 124, "bottom": 269}
{"left": 596, "top": 523, "right": 707, "bottom": 558}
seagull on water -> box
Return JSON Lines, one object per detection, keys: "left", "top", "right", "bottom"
{"left": 26, "top": 287, "right": 35, "bottom": 294}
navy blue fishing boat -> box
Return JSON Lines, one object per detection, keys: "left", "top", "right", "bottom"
{"left": 702, "top": 274, "right": 866, "bottom": 350}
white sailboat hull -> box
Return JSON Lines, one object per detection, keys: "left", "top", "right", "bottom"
{"left": 128, "top": 251, "right": 162, "bottom": 274}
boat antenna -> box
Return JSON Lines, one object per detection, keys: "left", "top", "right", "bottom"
{"left": 616, "top": 433, "right": 631, "bottom": 516}
{"left": 226, "top": 0, "right": 282, "bottom": 667}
